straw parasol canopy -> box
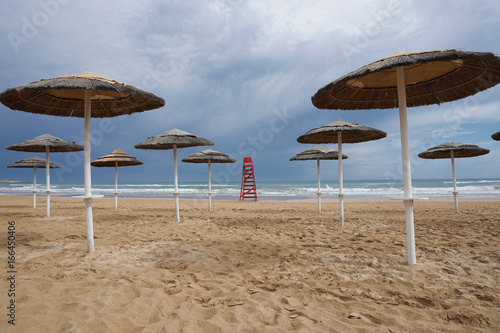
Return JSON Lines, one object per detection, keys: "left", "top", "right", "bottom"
{"left": 491, "top": 131, "right": 500, "bottom": 141}
{"left": 0, "top": 72, "right": 165, "bottom": 253}
{"left": 290, "top": 146, "right": 347, "bottom": 213}
{"left": 290, "top": 145, "right": 347, "bottom": 161}
{"left": 7, "top": 156, "right": 61, "bottom": 169}
{"left": 6, "top": 134, "right": 83, "bottom": 217}
{"left": 134, "top": 128, "right": 214, "bottom": 150}
{"left": 297, "top": 120, "right": 387, "bottom": 144}
{"left": 6, "top": 134, "right": 83, "bottom": 152}
{"left": 91, "top": 148, "right": 143, "bottom": 167}
{"left": 0, "top": 72, "right": 165, "bottom": 117}
{"left": 182, "top": 149, "right": 236, "bottom": 212}
{"left": 7, "top": 157, "right": 61, "bottom": 209}
{"left": 312, "top": 50, "right": 500, "bottom": 110}
{"left": 419, "top": 142, "right": 489, "bottom": 213}
{"left": 297, "top": 120, "right": 386, "bottom": 224}
{"left": 310, "top": 49, "right": 500, "bottom": 265}
{"left": 182, "top": 149, "right": 236, "bottom": 163}
{"left": 135, "top": 129, "right": 214, "bottom": 221}
{"left": 91, "top": 149, "right": 143, "bottom": 210}
{"left": 418, "top": 142, "right": 490, "bottom": 159}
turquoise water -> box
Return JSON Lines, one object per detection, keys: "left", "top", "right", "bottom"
{"left": 1, "top": 179, "right": 499, "bottom": 200}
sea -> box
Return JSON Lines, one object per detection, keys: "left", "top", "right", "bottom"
{"left": 1, "top": 179, "right": 499, "bottom": 200}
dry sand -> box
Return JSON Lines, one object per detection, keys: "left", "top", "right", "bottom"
{"left": 0, "top": 195, "right": 499, "bottom": 332}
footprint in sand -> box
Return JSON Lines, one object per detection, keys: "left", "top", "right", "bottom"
{"left": 65, "top": 235, "right": 81, "bottom": 239}
{"left": 348, "top": 312, "right": 382, "bottom": 325}
{"left": 414, "top": 297, "right": 436, "bottom": 308}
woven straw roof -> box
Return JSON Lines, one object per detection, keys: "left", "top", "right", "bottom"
{"left": 6, "top": 134, "right": 84, "bottom": 152}
{"left": 0, "top": 72, "right": 165, "bottom": 118}
{"left": 7, "top": 156, "right": 61, "bottom": 168}
{"left": 312, "top": 50, "right": 500, "bottom": 110}
{"left": 182, "top": 149, "right": 236, "bottom": 164}
{"left": 297, "top": 120, "right": 387, "bottom": 144}
{"left": 492, "top": 131, "right": 500, "bottom": 141}
{"left": 134, "top": 128, "right": 214, "bottom": 150}
{"left": 290, "top": 145, "right": 348, "bottom": 161}
{"left": 418, "top": 141, "right": 490, "bottom": 159}
{"left": 91, "top": 148, "right": 143, "bottom": 167}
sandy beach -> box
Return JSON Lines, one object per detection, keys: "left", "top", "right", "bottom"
{"left": 0, "top": 195, "right": 498, "bottom": 332}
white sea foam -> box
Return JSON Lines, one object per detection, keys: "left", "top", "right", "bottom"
{"left": 1, "top": 180, "right": 499, "bottom": 199}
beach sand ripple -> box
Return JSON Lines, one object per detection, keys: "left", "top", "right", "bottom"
{"left": 0, "top": 196, "right": 499, "bottom": 332}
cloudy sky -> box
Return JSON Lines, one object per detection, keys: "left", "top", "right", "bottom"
{"left": 1, "top": 0, "right": 499, "bottom": 185}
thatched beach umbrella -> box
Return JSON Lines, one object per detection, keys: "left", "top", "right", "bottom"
{"left": 7, "top": 156, "right": 61, "bottom": 209}
{"left": 290, "top": 145, "right": 347, "bottom": 213}
{"left": 135, "top": 129, "right": 214, "bottom": 221}
{"left": 311, "top": 49, "right": 500, "bottom": 264}
{"left": 6, "top": 134, "right": 83, "bottom": 217}
{"left": 182, "top": 149, "right": 236, "bottom": 212}
{"left": 491, "top": 131, "right": 500, "bottom": 141}
{"left": 0, "top": 72, "right": 165, "bottom": 252}
{"left": 418, "top": 142, "right": 489, "bottom": 212}
{"left": 297, "top": 120, "right": 386, "bottom": 224}
{"left": 91, "top": 149, "right": 143, "bottom": 209}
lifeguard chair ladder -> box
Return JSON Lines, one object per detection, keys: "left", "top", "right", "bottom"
{"left": 239, "top": 157, "right": 257, "bottom": 201}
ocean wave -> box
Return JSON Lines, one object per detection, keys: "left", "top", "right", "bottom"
{"left": 443, "top": 179, "right": 500, "bottom": 184}
{"left": 1, "top": 181, "right": 499, "bottom": 199}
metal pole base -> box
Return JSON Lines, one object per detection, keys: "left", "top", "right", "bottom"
{"left": 339, "top": 194, "right": 344, "bottom": 226}
{"left": 317, "top": 192, "right": 321, "bottom": 213}
{"left": 46, "top": 190, "right": 51, "bottom": 217}
{"left": 404, "top": 199, "right": 416, "bottom": 265}
{"left": 174, "top": 192, "right": 180, "bottom": 222}
{"left": 453, "top": 191, "right": 458, "bottom": 213}
{"left": 208, "top": 192, "right": 212, "bottom": 212}
{"left": 84, "top": 198, "right": 94, "bottom": 252}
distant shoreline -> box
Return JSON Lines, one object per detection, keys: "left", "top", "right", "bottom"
{"left": 1, "top": 178, "right": 499, "bottom": 200}
{"left": 0, "top": 179, "right": 25, "bottom": 183}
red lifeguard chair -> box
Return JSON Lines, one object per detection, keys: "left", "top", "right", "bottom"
{"left": 239, "top": 157, "right": 257, "bottom": 201}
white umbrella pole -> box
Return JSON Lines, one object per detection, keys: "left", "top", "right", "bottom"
{"left": 84, "top": 90, "right": 94, "bottom": 252}
{"left": 397, "top": 67, "right": 416, "bottom": 265}
{"left": 208, "top": 161, "right": 212, "bottom": 212}
{"left": 114, "top": 162, "right": 118, "bottom": 210}
{"left": 33, "top": 167, "right": 37, "bottom": 208}
{"left": 338, "top": 132, "right": 344, "bottom": 226}
{"left": 173, "top": 145, "right": 180, "bottom": 222}
{"left": 317, "top": 159, "right": 321, "bottom": 213}
{"left": 45, "top": 147, "right": 50, "bottom": 217}
{"left": 451, "top": 151, "right": 458, "bottom": 213}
